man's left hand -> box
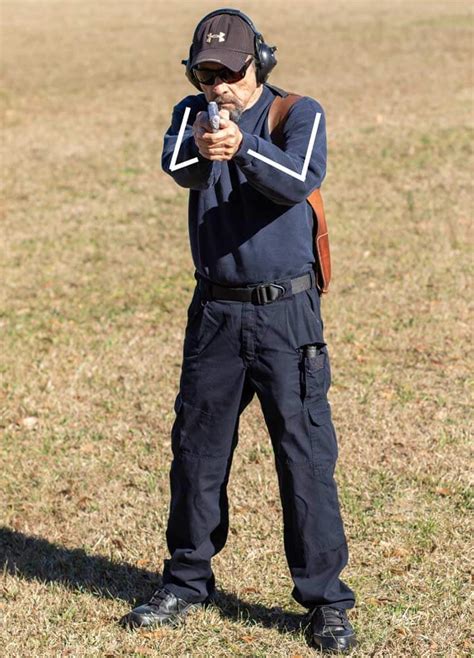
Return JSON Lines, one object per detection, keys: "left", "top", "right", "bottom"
{"left": 194, "top": 110, "right": 243, "bottom": 161}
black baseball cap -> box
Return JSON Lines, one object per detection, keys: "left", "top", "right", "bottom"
{"left": 190, "top": 13, "right": 256, "bottom": 71}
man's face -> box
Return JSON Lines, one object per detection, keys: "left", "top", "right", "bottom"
{"left": 196, "top": 57, "right": 259, "bottom": 123}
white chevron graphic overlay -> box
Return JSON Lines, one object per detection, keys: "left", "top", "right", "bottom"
{"left": 169, "top": 107, "right": 321, "bottom": 180}
{"left": 247, "top": 112, "right": 321, "bottom": 181}
{"left": 169, "top": 106, "right": 199, "bottom": 171}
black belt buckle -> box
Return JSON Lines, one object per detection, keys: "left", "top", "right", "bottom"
{"left": 253, "top": 283, "right": 285, "bottom": 305}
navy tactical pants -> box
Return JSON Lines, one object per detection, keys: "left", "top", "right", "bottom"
{"left": 161, "top": 271, "right": 356, "bottom": 611}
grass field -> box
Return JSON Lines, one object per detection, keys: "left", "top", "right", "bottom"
{"left": 1, "top": 1, "right": 472, "bottom": 656}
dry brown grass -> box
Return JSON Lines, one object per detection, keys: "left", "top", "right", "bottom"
{"left": 1, "top": 1, "right": 472, "bottom": 656}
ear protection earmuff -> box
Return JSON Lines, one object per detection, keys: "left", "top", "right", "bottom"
{"left": 181, "top": 8, "right": 277, "bottom": 90}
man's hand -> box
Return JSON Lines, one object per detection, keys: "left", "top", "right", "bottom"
{"left": 193, "top": 109, "right": 243, "bottom": 161}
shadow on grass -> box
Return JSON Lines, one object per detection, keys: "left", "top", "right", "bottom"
{"left": 1, "top": 527, "right": 307, "bottom": 634}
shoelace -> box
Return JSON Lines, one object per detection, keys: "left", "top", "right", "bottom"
{"left": 321, "top": 606, "right": 348, "bottom": 628}
{"left": 149, "top": 588, "right": 171, "bottom": 608}
{"left": 309, "top": 605, "right": 348, "bottom": 628}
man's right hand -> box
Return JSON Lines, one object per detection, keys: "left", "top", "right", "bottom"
{"left": 192, "top": 112, "right": 213, "bottom": 153}
{"left": 193, "top": 109, "right": 241, "bottom": 161}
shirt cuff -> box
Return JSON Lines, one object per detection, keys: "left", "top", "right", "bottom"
{"left": 233, "top": 131, "right": 258, "bottom": 166}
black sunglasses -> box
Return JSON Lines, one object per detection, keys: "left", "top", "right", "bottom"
{"left": 193, "top": 58, "right": 253, "bottom": 86}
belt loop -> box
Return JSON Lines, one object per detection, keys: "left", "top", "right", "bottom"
{"left": 199, "top": 279, "right": 209, "bottom": 301}
{"left": 196, "top": 275, "right": 206, "bottom": 299}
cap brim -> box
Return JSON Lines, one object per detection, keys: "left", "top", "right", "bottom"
{"left": 191, "top": 49, "right": 249, "bottom": 72}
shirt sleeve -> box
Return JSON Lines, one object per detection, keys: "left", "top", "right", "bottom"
{"left": 232, "top": 96, "right": 327, "bottom": 205}
{"left": 161, "top": 95, "right": 222, "bottom": 190}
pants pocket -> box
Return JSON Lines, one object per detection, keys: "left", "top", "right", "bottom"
{"left": 298, "top": 342, "right": 329, "bottom": 401}
{"left": 171, "top": 393, "right": 227, "bottom": 459}
{"left": 184, "top": 299, "right": 223, "bottom": 357}
{"left": 307, "top": 400, "right": 338, "bottom": 476}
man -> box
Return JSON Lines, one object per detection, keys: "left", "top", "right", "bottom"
{"left": 121, "top": 8, "right": 357, "bottom": 654}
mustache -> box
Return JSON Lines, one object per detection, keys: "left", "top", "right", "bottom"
{"left": 213, "top": 95, "right": 234, "bottom": 106}
{"left": 213, "top": 96, "right": 244, "bottom": 124}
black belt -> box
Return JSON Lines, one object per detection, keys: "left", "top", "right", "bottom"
{"left": 197, "top": 270, "right": 316, "bottom": 305}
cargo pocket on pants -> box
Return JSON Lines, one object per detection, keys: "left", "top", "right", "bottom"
{"left": 298, "top": 342, "right": 328, "bottom": 401}
{"left": 171, "top": 392, "right": 226, "bottom": 459}
{"left": 307, "top": 400, "right": 338, "bottom": 477}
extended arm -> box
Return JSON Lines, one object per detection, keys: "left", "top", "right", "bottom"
{"left": 233, "top": 97, "right": 327, "bottom": 205}
{"left": 161, "top": 96, "right": 223, "bottom": 190}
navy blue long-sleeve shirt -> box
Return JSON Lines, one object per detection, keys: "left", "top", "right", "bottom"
{"left": 161, "top": 83, "right": 326, "bottom": 286}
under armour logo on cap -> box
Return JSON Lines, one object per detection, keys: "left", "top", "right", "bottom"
{"left": 190, "top": 13, "right": 255, "bottom": 72}
{"left": 206, "top": 31, "right": 226, "bottom": 43}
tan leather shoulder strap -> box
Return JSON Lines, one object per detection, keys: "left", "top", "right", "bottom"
{"left": 268, "top": 93, "right": 302, "bottom": 147}
{"left": 268, "top": 91, "right": 331, "bottom": 294}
